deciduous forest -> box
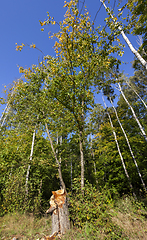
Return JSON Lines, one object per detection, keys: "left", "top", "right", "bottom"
{"left": 0, "top": 0, "right": 147, "bottom": 239}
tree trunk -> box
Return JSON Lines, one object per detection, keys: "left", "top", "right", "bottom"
{"left": 46, "top": 189, "right": 70, "bottom": 237}
{"left": 118, "top": 82, "right": 147, "bottom": 142}
{"left": 110, "top": 97, "right": 147, "bottom": 192}
{"left": 100, "top": 0, "right": 147, "bottom": 70}
{"left": 79, "top": 99, "right": 85, "bottom": 191}
{"left": 45, "top": 122, "right": 67, "bottom": 194}
{"left": 25, "top": 128, "right": 36, "bottom": 196}
{"left": 90, "top": 133, "right": 98, "bottom": 188}
{"left": 79, "top": 130, "right": 84, "bottom": 191}
{"left": 0, "top": 84, "right": 16, "bottom": 130}
{"left": 126, "top": 82, "right": 147, "bottom": 109}
{"left": 71, "top": 157, "right": 73, "bottom": 192}
{"left": 102, "top": 96, "right": 136, "bottom": 198}
{"left": 0, "top": 106, "right": 10, "bottom": 129}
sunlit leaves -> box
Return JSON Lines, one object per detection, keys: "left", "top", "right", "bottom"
{"left": 15, "top": 43, "right": 25, "bottom": 51}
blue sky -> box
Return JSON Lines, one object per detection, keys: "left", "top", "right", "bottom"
{"left": 0, "top": 0, "right": 138, "bottom": 117}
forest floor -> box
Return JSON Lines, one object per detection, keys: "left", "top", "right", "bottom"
{"left": 0, "top": 196, "right": 147, "bottom": 240}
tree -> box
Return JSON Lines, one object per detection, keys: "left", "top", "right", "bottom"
{"left": 2, "top": 0, "right": 147, "bottom": 220}
{"left": 36, "top": 0, "right": 120, "bottom": 190}
{"left": 117, "top": 82, "right": 147, "bottom": 142}
{"left": 127, "top": 0, "right": 147, "bottom": 52}
{"left": 102, "top": 96, "right": 136, "bottom": 198}
{"left": 109, "top": 96, "right": 147, "bottom": 192}
{"left": 99, "top": 0, "right": 147, "bottom": 70}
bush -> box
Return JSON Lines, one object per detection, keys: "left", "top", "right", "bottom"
{"left": 69, "top": 178, "right": 113, "bottom": 229}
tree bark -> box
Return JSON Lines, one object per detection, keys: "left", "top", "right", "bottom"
{"left": 0, "top": 106, "right": 10, "bottom": 129}
{"left": 102, "top": 96, "right": 136, "bottom": 198}
{"left": 0, "top": 84, "right": 16, "bottom": 129}
{"left": 45, "top": 122, "right": 67, "bottom": 194}
{"left": 118, "top": 82, "right": 147, "bottom": 142}
{"left": 79, "top": 130, "right": 84, "bottom": 191}
{"left": 100, "top": 0, "right": 147, "bottom": 70}
{"left": 25, "top": 128, "right": 36, "bottom": 197}
{"left": 90, "top": 133, "right": 98, "bottom": 188}
{"left": 110, "top": 97, "right": 147, "bottom": 192}
{"left": 46, "top": 189, "right": 70, "bottom": 236}
{"left": 126, "top": 82, "right": 147, "bottom": 109}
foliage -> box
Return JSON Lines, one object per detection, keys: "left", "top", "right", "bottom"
{"left": 0, "top": 0, "right": 147, "bottom": 224}
{"left": 127, "top": 0, "right": 147, "bottom": 50}
{"left": 69, "top": 178, "right": 113, "bottom": 229}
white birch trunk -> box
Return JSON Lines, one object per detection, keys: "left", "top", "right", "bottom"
{"left": 110, "top": 97, "right": 147, "bottom": 192}
{"left": 100, "top": 0, "right": 147, "bottom": 70}
{"left": 0, "top": 105, "right": 11, "bottom": 131}
{"left": 0, "top": 105, "right": 10, "bottom": 127}
{"left": 118, "top": 82, "right": 147, "bottom": 142}
{"left": 56, "top": 132, "right": 59, "bottom": 156}
{"left": 79, "top": 130, "right": 84, "bottom": 191}
{"left": 79, "top": 99, "right": 85, "bottom": 191}
{"left": 71, "top": 157, "right": 73, "bottom": 191}
{"left": 25, "top": 128, "right": 36, "bottom": 196}
{"left": 0, "top": 86, "right": 15, "bottom": 129}
{"left": 60, "top": 135, "right": 62, "bottom": 165}
{"left": 126, "top": 82, "right": 147, "bottom": 109}
{"left": 102, "top": 96, "right": 136, "bottom": 198}
{"left": 69, "top": 134, "right": 73, "bottom": 192}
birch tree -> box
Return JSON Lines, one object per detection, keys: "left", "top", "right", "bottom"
{"left": 102, "top": 96, "right": 136, "bottom": 198}
{"left": 117, "top": 82, "right": 147, "bottom": 142}
{"left": 126, "top": 81, "right": 147, "bottom": 109}
{"left": 109, "top": 97, "right": 147, "bottom": 192}
{"left": 25, "top": 128, "right": 36, "bottom": 197}
{"left": 99, "top": 0, "right": 147, "bottom": 70}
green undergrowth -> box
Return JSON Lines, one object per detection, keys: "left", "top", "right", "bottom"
{"left": 0, "top": 182, "right": 147, "bottom": 239}
{"left": 63, "top": 189, "right": 147, "bottom": 240}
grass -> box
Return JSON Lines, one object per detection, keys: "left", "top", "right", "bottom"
{"left": 0, "top": 212, "right": 52, "bottom": 240}
{"left": 0, "top": 196, "right": 147, "bottom": 239}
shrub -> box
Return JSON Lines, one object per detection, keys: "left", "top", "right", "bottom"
{"left": 69, "top": 178, "right": 113, "bottom": 229}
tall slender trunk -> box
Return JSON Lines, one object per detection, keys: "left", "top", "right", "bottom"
{"left": 56, "top": 131, "right": 62, "bottom": 164}
{"left": 26, "top": 128, "right": 36, "bottom": 196}
{"left": 69, "top": 134, "right": 73, "bottom": 192}
{"left": 0, "top": 106, "right": 10, "bottom": 128}
{"left": 90, "top": 133, "right": 98, "bottom": 187}
{"left": 110, "top": 97, "right": 147, "bottom": 192}
{"left": 0, "top": 85, "right": 16, "bottom": 129}
{"left": 56, "top": 132, "right": 62, "bottom": 189}
{"left": 45, "top": 122, "right": 67, "bottom": 194}
{"left": 71, "top": 156, "right": 73, "bottom": 192}
{"left": 100, "top": 0, "right": 147, "bottom": 70}
{"left": 0, "top": 105, "right": 11, "bottom": 131}
{"left": 56, "top": 132, "right": 59, "bottom": 156}
{"left": 102, "top": 96, "right": 136, "bottom": 198}
{"left": 59, "top": 134, "right": 62, "bottom": 165}
{"left": 79, "top": 99, "right": 85, "bottom": 191}
{"left": 126, "top": 82, "right": 147, "bottom": 109}
{"left": 118, "top": 82, "right": 147, "bottom": 142}
{"left": 79, "top": 130, "right": 84, "bottom": 191}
